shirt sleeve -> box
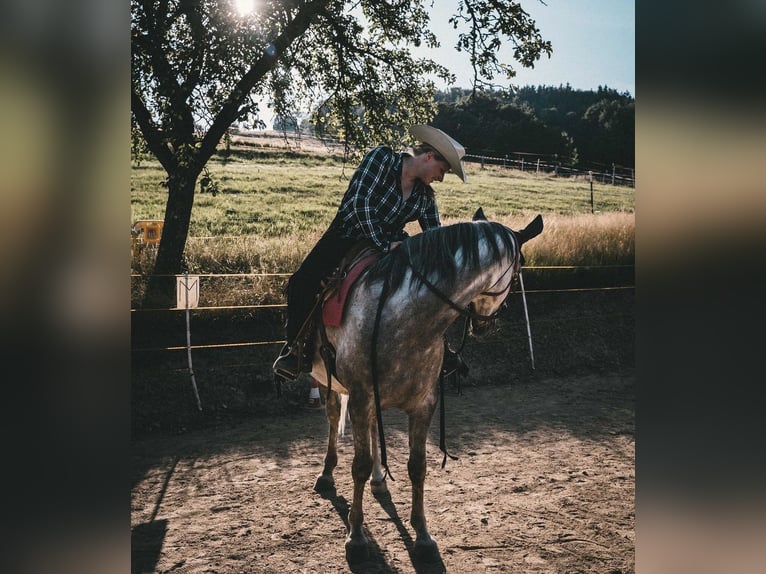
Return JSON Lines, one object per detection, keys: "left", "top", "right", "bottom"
{"left": 418, "top": 191, "right": 441, "bottom": 231}
{"left": 346, "top": 147, "right": 395, "bottom": 250}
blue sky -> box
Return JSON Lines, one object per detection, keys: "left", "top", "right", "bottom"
{"left": 417, "top": 0, "right": 635, "bottom": 96}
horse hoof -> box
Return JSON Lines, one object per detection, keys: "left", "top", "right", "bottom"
{"left": 413, "top": 538, "right": 440, "bottom": 563}
{"left": 345, "top": 538, "right": 369, "bottom": 563}
{"left": 370, "top": 479, "right": 388, "bottom": 495}
{"left": 313, "top": 474, "right": 335, "bottom": 492}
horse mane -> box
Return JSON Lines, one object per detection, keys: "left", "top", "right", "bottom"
{"left": 368, "top": 221, "right": 517, "bottom": 293}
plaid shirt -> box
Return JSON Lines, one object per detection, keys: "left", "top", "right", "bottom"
{"left": 333, "top": 146, "right": 441, "bottom": 251}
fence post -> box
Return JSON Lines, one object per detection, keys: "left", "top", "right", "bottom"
{"left": 177, "top": 273, "right": 202, "bottom": 411}
{"left": 612, "top": 163, "right": 615, "bottom": 186}
{"left": 536, "top": 158, "right": 540, "bottom": 174}
{"left": 589, "top": 171, "right": 594, "bottom": 214}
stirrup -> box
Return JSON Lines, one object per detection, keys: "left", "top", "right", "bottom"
{"left": 442, "top": 348, "right": 469, "bottom": 377}
{"left": 272, "top": 342, "right": 313, "bottom": 381}
{"left": 272, "top": 344, "right": 300, "bottom": 381}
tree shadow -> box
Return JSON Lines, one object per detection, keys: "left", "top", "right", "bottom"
{"left": 131, "top": 457, "right": 178, "bottom": 573}
{"left": 131, "top": 519, "right": 167, "bottom": 574}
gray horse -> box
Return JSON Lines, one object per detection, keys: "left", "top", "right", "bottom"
{"left": 308, "top": 208, "right": 543, "bottom": 562}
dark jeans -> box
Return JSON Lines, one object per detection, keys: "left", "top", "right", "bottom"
{"left": 285, "top": 230, "right": 359, "bottom": 342}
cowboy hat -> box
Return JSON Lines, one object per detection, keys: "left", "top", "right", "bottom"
{"left": 409, "top": 124, "right": 467, "bottom": 183}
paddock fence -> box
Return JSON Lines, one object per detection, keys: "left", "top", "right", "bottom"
{"left": 228, "top": 129, "right": 636, "bottom": 188}
{"left": 464, "top": 153, "right": 635, "bottom": 188}
{"left": 130, "top": 265, "right": 635, "bottom": 356}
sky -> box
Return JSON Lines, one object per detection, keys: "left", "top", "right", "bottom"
{"left": 416, "top": 0, "right": 635, "bottom": 96}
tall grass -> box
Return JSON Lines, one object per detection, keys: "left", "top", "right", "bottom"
{"left": 131, "top": 146, "right": 634, "bottom": 305}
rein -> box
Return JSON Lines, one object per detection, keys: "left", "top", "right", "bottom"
{"left": 402, "top": 245, "right": 517, "bottom": 322}
{"left": 370, "top": 268, "right": 395, "bottom": 481}
{"left": 367, "top": 238, "right": 520, "bottom": 478}
{"left": 401, "top": 241, "right": 518, "bottom": 468}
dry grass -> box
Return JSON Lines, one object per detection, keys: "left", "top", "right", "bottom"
{"left": 131, "top": 147, "right": 634, "bottom": 307}
{"left": 517, "top": 212, "right": 635, "bottom": 266}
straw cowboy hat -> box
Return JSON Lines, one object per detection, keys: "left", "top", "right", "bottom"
{"left": 409, "top": 124, "right": 467, "bottom": 183}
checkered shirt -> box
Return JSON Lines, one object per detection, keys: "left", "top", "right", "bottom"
{"left": 333, "top": 146, "right": 441, "bottom": 251}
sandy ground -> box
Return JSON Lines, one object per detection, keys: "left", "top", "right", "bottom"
{"left": 131, "top": 371, "right": 634, "bottom": 573}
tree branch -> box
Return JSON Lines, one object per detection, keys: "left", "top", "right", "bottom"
{"left": 131, "top": 88, "right": 176, "bottom": 172}
{"left": 199, "top": 0, "right": 331, "bottom": 160}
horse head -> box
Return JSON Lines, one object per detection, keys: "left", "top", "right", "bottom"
{"left": 467, "top": 207, "right": 543, "bottom": 334}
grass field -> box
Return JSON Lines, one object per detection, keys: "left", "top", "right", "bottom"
{"left": 131, "top": 145, "right": 635, "bottom": 278}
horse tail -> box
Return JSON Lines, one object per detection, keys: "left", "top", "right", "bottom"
{"left": 338, "top": 393, "right": 349, "bottom": 437}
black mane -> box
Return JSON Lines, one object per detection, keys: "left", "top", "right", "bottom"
{"left": 368, "top": 221, "right": 517, "bottom": 293}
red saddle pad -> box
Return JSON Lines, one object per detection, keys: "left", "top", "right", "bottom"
{"left": 322, "top": 252, "right": 381, "bottom": 327}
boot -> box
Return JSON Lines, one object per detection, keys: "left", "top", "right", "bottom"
{"left": 272, "top": 341, "right": 313, "bottom": 381}
{"left": 442, "top": 347, "right": 469, "bottom": 377}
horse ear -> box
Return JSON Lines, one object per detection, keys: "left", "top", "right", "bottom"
{"left": 472, "top": 207, "right": 488, "bottom": 221}
{"left": 516, "top": 214, "right": 543, "bottom": 244}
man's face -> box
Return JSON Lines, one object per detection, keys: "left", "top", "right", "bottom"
{"left": 425, "top": 152, "right": 450, "bottom": 183}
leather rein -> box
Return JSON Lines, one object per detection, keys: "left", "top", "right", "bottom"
{"left": 402, "top": 243, "right": 520, "bottom": 324}
{"left": 367, "top": 242, "right": 521, "bottom": 477}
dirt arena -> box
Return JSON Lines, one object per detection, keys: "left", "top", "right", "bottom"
{"left": 131, "top": 370, "right": 634, "bottom": 573}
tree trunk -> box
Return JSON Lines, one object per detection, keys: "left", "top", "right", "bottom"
{"left": 142, "top": 169, "right": 199, "bottom": 308}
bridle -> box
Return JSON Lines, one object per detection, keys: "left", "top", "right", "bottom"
{"left": 402, "top": 239, "right": 520, "bottom": 325}
{"left": 369, "top": 233, "right": 521, "bottom": 476}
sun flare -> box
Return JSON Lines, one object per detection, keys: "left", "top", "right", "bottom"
{"left": 234, "top": 0, "right": 255, "bottom": 16}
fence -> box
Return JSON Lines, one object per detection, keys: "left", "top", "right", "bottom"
{"left": 229, "top": 130, "right": 636, "bottom": 188}
{"left": 131, "top": 265, "right": 635, "bottom": 353}
{"left": 464, "top": 153, "right": 635, "bottom": 188}
{"left": 131, "top": 266, "right": 634, "bottom": 428}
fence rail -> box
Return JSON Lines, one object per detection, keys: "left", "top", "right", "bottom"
{"left": 464, "top": 153, "right": 635, "bottom": 188}
{"left": 131, "top": 266, "right": 635, "bottom": 353}
{"left": 228, "top": 129, "right": 636, "bottom": 188}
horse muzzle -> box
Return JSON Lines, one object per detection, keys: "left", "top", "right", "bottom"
{"left": 468, "top": 302, "right": 505, "bottom": 336}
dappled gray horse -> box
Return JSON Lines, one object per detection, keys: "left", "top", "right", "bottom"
{"left": 309, "top": 208, "right": 543, "bottom": 562}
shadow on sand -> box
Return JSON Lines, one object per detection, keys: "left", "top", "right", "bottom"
{"left": 317, "top": 483, "right": 447, "bottom": 574}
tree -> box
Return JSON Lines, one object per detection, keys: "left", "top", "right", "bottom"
{"left": 580, "top": 98, "right": 635, "bottom": 168}
{"left": 131, "top": 0, "right": 551, "bottom": 304}
{"left": 432, "top": 92, "right": 576, "bottom": 162}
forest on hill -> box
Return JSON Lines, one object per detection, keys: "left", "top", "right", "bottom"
{"left": 278, "top": 85, "right": 634, "bottom": 174}
{"left": 432, "top": 85, "right": 634, "bottom": 172}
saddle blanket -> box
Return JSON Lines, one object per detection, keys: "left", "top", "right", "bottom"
{"left": 322, "top": 252, "right": 381, "bottom": 327}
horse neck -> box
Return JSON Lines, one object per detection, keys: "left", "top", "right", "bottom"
{"left": 454, "top": 240, "right": 517, "bottom": 293}
{"left": 384, "top": 283, "right": 462, "bottom": 339}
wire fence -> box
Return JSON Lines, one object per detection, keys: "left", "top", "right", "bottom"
{"left": 130, "top": 265, "right": 635, "bottom": 354}
{"left": 464, "top": 153, "right": 635, "bottom": 188}
{"left": 229, "top": 129, "right": 636, "bottom": 188}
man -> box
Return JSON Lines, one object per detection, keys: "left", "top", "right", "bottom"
{"left": 273, "top": 125, "right": 467, "bottom": 381}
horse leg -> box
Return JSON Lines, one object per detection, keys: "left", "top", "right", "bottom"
{"left": 369, "top": 417, "right": 388, "bottom": 495}
{"left": 345, "top": 406, "right": 372, "bottom": 562}
{"left": 314, "top": 389, "right": 341, "bottom": 492}
{"left": 408, "top": 407, "right": 440, "bottom": 562}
